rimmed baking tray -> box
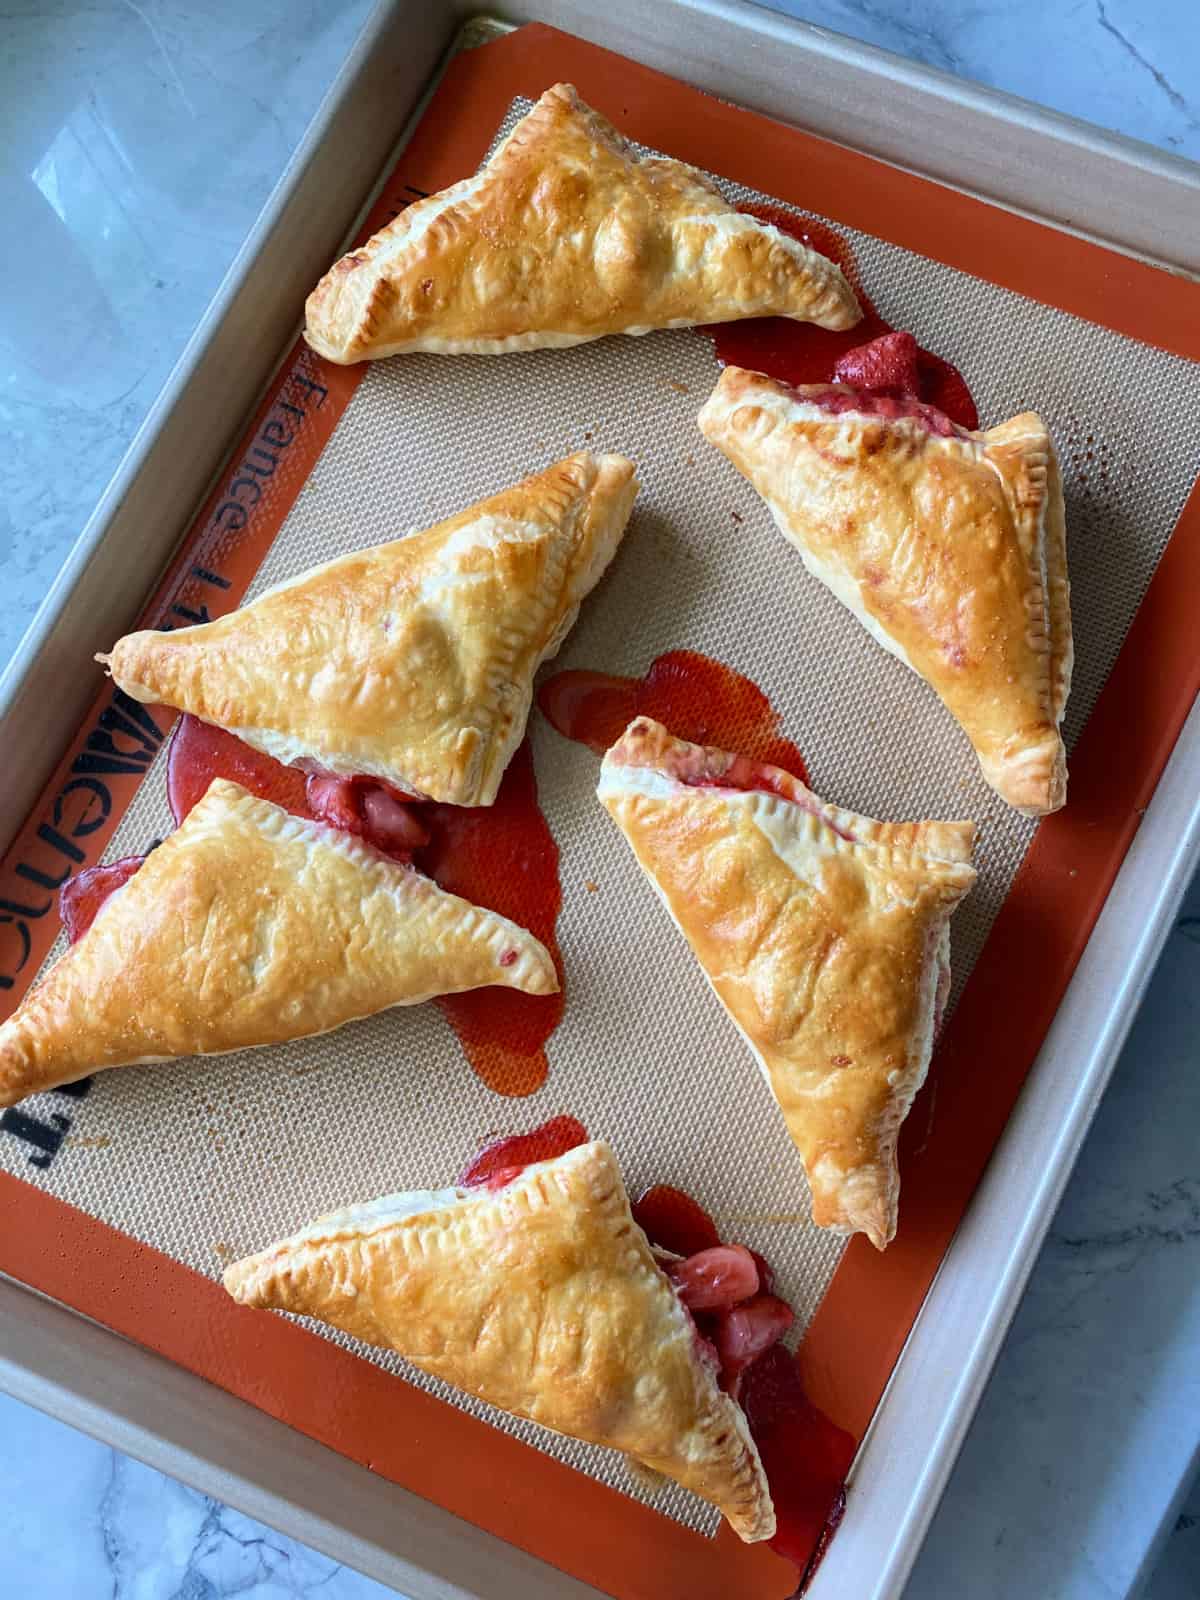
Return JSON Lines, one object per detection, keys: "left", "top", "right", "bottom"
{"left": 1, "top": 6, "right": 1198, "bottom": 1600}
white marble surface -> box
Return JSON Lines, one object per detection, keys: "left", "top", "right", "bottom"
{"left": 0, "top": 3, "right": 1197, "bottom": 1598}
{"left": 0, "top": 0, "right": 375, "bottom": 667}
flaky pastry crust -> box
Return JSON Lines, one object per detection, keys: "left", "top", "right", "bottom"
{"left": 304, "top": 82, "right": 860, "bottom": 363}
{"left": 698, "top": 367, "right": 1072, "bottom": 815}
{"left": 599, "top": 718, "right": 977, "bottom": 1250}
{"left": 0, "top": 780, "right": 556, "bottom": 1109}
{"left": 101, "top": 454, "right": 637, "bottom": 806}
{"left": 224, "top": 1140, "right": 775, "bottom": 1541}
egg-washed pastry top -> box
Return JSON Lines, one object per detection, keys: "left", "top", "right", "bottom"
{"left": 304, "top": 82, "right": 860, "bottom": 363}
{"left": 699, "top": 366, "right": 1071, "bottom": 816}
{"left": 599, "top": 717, "right": 977, "bottom": 1249}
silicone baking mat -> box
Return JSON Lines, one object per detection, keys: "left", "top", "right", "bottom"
{"left": 1, "top": 23, "right": 1198, "bottom": 1600}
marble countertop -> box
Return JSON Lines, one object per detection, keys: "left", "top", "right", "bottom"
{"left": 1, "top": 3, "right": 1197, "bottom": 1597}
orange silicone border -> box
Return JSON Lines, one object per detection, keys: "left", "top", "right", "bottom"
{"left": 1, "top": 23, "right": 1198, "bottom": 1600}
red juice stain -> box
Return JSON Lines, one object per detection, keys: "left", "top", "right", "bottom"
{"left": 170, "top": 716, "right": 430, "bottom": 854}
{"left": 167, "top": 714, "right": 310, "bottom": 821}
{"left": 164, "top": 715, "right": 564, "bottom": 1097}
{"left": 632, "top": 1184, "right": 722, "bottom": 1256}
{"left": 634, "top": 1182, "right": 852, "bottom": 1593}
{"left": 538, "top": 649, "right": 808, "bottom": 782}
{"left": 416, "top": 742, "right": 564, "bottom": 1099}
{"left": 537, "top": 670, "right": 639, "bottom": 756}
{"left": 458, "top": 1114, "right": 589, "bottom": 1190}
{"left": 60, "top": 855, "right": 146, "bottom": 944}
{"left": 699, "top": 204, "right": 978, "bottom": 431}
{"left": 740, "top": 1345, "right": 857, "bottom": 1595}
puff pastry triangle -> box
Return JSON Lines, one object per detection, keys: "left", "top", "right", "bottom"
{"left": 599, "top": 718, "right": 977, "bottom": 1249}
{"left": 0, "top": 780, "right": 557, "bottom": 1109}
{"left": 698, "top": 367, "right": 1072, "bottom": 815}
{"left": 304, "top": 82, "right": 860, "bottom": 363}
{"left": 101, "top": 453, "right": 637, "bottom": 806}
{"left": 224, "top": 1139, "right": 774, "bottom": 1541}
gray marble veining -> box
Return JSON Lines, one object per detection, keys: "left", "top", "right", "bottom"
{"left": 769, "top": 0, "right": 1200, "bottom": 159}
{"left": 0, "top": 1391, "right": 394, "bottom": 1597}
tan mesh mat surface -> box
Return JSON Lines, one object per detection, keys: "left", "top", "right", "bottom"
{"left": 6, "top": 100, "right": 1199, "bottom": 1534}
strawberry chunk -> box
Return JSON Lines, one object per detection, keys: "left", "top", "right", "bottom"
{"left": 669, "top": 1245, "right": 760, "bottom": 1312}
{"left": 307, "top": 776, "right": 430, "bottom": 861}
{"left": 833, "top": 330, "right": 921, "bottom": 398}
{"left": 747, "top": 1249, "right": 776, "bottom": 1297}
{"left": 360, "top": 787, "right": 431, "bottom": 853}
{"left": 306, "top": 775, "right": 362, "bottom": 835}
{"left": 714, "top": 1293, "right": 795, "bottom": 1384}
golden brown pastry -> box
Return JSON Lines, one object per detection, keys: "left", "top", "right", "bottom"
{"left": 100, "top": 454, "right": 637, "bottom": 807}
{"left": 599, "top": 718, "right": 977, "bottom": 1250}
{"left": 0, "top": 780, "right": 556, "bottom": 1109}
{"left": 304, "top": 82, "right": 860, "bottom": 363}
{"left": 698, "top": 367, "right": 1072, "bottom": 815}
{"left": 224, "top": 1139, "right": 774, "bottom": 1541}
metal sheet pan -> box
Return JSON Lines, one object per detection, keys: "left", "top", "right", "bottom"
{"left": 2, "top": 4, "right": 1198, "bottom": 1597}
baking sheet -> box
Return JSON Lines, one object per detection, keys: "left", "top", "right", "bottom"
{"left": 3, "top": 90, "right": 1200, "bottom": 1541}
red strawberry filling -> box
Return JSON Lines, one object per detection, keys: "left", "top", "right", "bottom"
{"left": 832, "top": 328, "right": 921, "bottom": 396}
{"left": 167, "top": 713, "right": 432, "bottom": 862}
{"left": 165, "top": 716, "right": 308, "bottom": 819}
{"left": 741, "top": 1345, "right": 852, "bottom": 1580}
{"left": 713, "top": 1293, "right": 796, "bottom": 1386}
{"left": 307, "top": 774, "right": 432, "bottom": 855}
{"left": 631, "top": 1215, "right": 764, "bottom": 1382}
{"left": 687, "top": 752, "right": 797, "bottom": 801}
{"left": 804, "top": 329, "right": 964, "bottom": 438}
{"left": 358, "top": 784, "right": 431, "bottom": 852}
{"left": 303, "top": 773, "right": 362, "bottom": 835}
{"left": 63, "top": 717, "right": 436, "bottom": 944}
{"left": 626, "top": 1181, "right": 721, "bottom": 1256}
{"left": 633, "top": 1183, "right": 854, "bottom": 1589}
{"left": 668, "top": 1262, "right": 795, "bottom": 1397}
{"left": 698, "top": 204, "right": 980, "bottom": 435}
{"left": 631, "top": 1191, "right": 797, "bottom": 1399}
{"left": 747, "top": 1247, "right": 776, "bottom": 1296}
{"left": 60, "top": 855, "right": 146, "bottom": 944}
{"left": 667, "top": 1243, "right": 760, "bottom": 1311}
{"left": 538, "top": 650, "right": 810, "bottom": 784}
{"left": 807, "top": 382, "right": 962, "bottom": 437}
{"left": 666, "top": 747, "right": 858, "bottom": 845}
{"left": 457, "top": 1116, "right": 589, "bottom": 1190}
